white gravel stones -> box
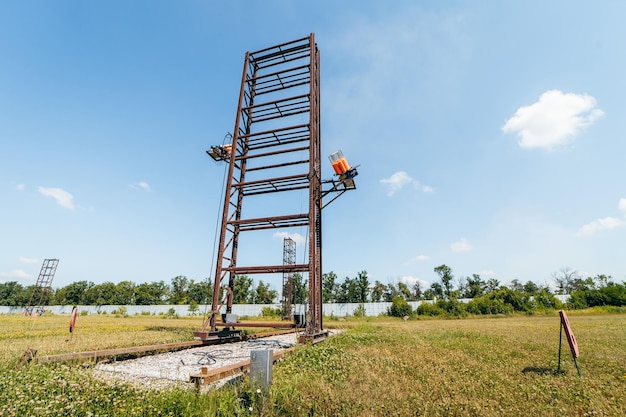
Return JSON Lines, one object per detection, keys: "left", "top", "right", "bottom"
{"left": 93, "top": 333, "right": 300, "bottom": 390}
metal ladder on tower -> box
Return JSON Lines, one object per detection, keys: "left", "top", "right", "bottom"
{"left": 24, "top": 259, "right": 59, "bottom": 316}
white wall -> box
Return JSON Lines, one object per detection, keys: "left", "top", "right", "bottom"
{"left": 0, "top": 302, "right": 399, "bottom": 317}
{"left": 0, "top": 296, "right": 567, "bottom": 317}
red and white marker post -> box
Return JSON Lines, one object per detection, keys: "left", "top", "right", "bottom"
{"left": 558, "top": 310, "right": 581, "bottom": 377}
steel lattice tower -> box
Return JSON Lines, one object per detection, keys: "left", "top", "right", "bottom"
{"left": 202, "top": 34, "right": 356, "bottom": 343}
{"left": 24, "top": 259, "right": 59, "bottom": 316}
{"left": 281, "top": 237, "right": 296, "bottom": 320}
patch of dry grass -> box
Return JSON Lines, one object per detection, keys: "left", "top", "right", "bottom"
{"left": 0, "top": 312, "right": 624, "bottom": 416}
{"left": 0, "top": 313, "right": 202, "bottom": 362}
{"left": 275, "top": 315, "right": 626, "bottom": 416}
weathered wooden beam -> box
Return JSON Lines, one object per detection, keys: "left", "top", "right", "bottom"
{"left": 32, "top": 330, "right": 297, "bottom": 364}
{"left": 189, "top": 347, "right": 295, "bottom": 387}
{"left": 33, "top": 340, "right": 205, "bottom": 364}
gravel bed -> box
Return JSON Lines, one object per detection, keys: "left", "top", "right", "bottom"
{"left": 93, "top": 333, "right": 302, "bottom": 391}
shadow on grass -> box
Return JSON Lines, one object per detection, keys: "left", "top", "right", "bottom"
{"left": 522, "top": 366, "right": 566, "bottom": 375}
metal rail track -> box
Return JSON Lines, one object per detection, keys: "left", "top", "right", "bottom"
{"left": 31, "top": 329, "right": 297, "bottom": 364}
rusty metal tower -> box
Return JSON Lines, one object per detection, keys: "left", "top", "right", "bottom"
{"left": 200, "top": 34, "right": 357, "bottom": 343}
{"left": 281, "top": 237, "right": 296, "bottom": 320}
{"left": 24, "top": 259, "right": 59, "bottom": 316}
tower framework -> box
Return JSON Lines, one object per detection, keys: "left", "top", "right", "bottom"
{"left": 202, "top": 34, "right": 356, "bottom": 343}
{"left": 281, "top": 237, "right": 296, "bottom": 320}
{"left": 24, "top": 259, "right": 59, "bottom": 316}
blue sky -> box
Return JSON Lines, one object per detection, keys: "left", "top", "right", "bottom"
{"left": 1, "top": 1, "right": 624, "bottom": 292}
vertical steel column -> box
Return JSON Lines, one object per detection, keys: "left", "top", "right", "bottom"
{"left": 209, "top": 52, "right": 252, "bottom": 331}
{"left": 307, "top": 33, "right": 323, "bottom": 336}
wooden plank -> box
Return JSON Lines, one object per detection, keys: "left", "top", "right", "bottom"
{"left": 33, "top": 330, "right": 298, "bottom": 364}
{"left": 190, "top": 347, "right": 295, "bottom": 385}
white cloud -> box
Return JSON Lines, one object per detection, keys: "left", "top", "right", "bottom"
{"left": 16, "top": 184, "right": 25, "bottom": 191}
{"left": 38, "top": 187, "right": 75, "bottom": 210}
{"left": 451, "top": 238, "right": 472, "bottom": 253}
{"left": 380, "top": 171, "right": 433, "bottom": 196}
{"left": 273, "top": 231, "right": 306, "bottom": 246}
{"left": 399, "top": 275, "right": 428, "bottom": 288}
{"left": 502, "top": 90, "right": 604, "bottom": 150}
{"left": 577, "top": 198, "right": 626, "bottom": 236}
{"left": 412, "top": 254, "right": 430, "bottom": 261}
{"left": 577, "top": 217, "right": 626, "bottom": 237}
{"left": 130, "top": 181, "right": 151, "bottom": 191}
{"left": 19, "top": 257, "right": 39, "bottom": 264}
{"left": 0, "top": 269, "right": 32, "bottom": 281}
{"left": 478, "top": 270, "right": 496, "bottom": 277}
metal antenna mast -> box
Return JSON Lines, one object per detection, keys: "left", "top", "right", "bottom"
{"left": 200, "top": 34, "right": 357, "bottom": 343}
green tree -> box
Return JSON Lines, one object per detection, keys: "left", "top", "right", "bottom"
{"left": 552, "top": 267, "right": 579, "bottom": 294}
{"left": 168, "top": 275, "right": 189, "bottom": 304}
{"left": 114, "top": 281, "right": 136, "bottom": 305}
{"left": 485, "top": 278, "right": 500, "bottom": 293}
{"left": 188, "top": 300, "right": 199, "bottom": 315}
{"left": 188, "top": 279, "right": 212, "bottom": 305}
{"left": 533, "top": 287, "right": 562, "bottom": 309}
{"left": 371, "top": 280, "right": 387, "bottom": 302}
{"left": 491, "top": 287, "right": 533, "bottom": 312}
{"left": 523, "top": 280, "right": 539, "bottom": 295}
{"left": 594, "top": 274, "right": 613, "bottom": 288}
{"left": 0, "top": 281, "right": 26, "bottom": 306}
{"left": 388, "top": 296, "right": 413, "bottom": 318}
{"left": 83, "top": 282, "right": 117, "bottom": 305}
{"left": 509, "top": 279, "right": 523, "bottom": 292}
{"left": 429, "top": 282, "right": 443, "bottom": 299}
{"left": 383, "top": 283, "right": 403, "bottom": 302}
{"left": 252, "top": 280, "right": 278, "bottom": 304}
{"left": 434, "top": 264, "right": 454, "bottom": 299}
{"left": 134, "top": 281, "right": 168, "bottom": 305}
{"left": 356, "top": 271, "right": 370, "bottom": 303}
{"left": 336, "top": 277, "right": 356, "bottom": 303}
{"left": 19, "top": 285, "right": 37, "bottom": 306}
{"left": 568, "top": 282, "right": 626, "bottom": 308}
{"left": 422, "top": 288, "right": 436, "bottom": 300}
{"left": 290, "top": 273, "right": 308, "bottom": 304}
{"left": 397, "top": 282, "right": 412, "bottom": 300}
{"left": 55, "top": 281, "right": 94, "bottom": 305}
{"left": 233, "top": 275, "right": 253, "bottom": 303}
{"left": 322, "top": 271, "right": 338, "bottom": 303}
{"left": 463, "top": 274, "right": 485, "bottom": 298}
{"left": 412, "top": 281, "right": 423, "bottom": 300}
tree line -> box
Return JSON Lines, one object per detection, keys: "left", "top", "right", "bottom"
{"left": 0, "top": 276, "right": 211, "bottom": 307}
{"left": 1, "top": 266, "right": 623, "bottom": 312}
{"left": 387, "top": 265, "right": 625, "bottom": 318}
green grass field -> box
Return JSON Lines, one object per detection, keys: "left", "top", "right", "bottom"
{"left": 1, "top": 312, "right": 624, "bottom": 416}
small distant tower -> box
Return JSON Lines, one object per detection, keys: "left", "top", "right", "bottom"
{"left": 281, "top": 237, "right": 296, "bottom": 320}
{"left": 24, "top": 259, "right": 59, "bottom": 316}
